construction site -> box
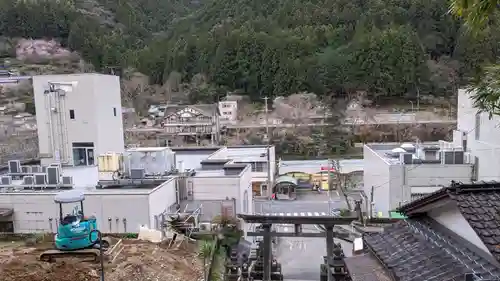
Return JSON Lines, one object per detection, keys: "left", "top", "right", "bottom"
{"left": 0, "top": 237, "right": 203, "bottom": 281}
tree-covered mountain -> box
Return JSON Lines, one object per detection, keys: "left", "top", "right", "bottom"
{"left": 0, "top": 0, "right": 499, "bottom": 104}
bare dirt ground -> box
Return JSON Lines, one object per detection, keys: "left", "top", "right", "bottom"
{"left": 0, "top": 240, "right": 203, "bottom": 281}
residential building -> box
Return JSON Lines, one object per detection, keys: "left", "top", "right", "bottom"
{"left": 160, "top": 104, "right": 221, "bottom": 145}
{"left": 32, "top": 74, "right": 124, "bottom": 166}
{"left": 362, "top": 181, "right": 500, "bottom": 281}
{"left": 363, "top": 141, "right": 473, "bottom": 216}
{"left": 218, "top": 100, "right": 238, "bottom": 123}
{"left": 206, "top": 145, "right": 276, "bottom": 197}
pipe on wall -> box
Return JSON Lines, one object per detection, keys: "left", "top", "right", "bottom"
{"left": 56, "top": 89, "right": 70, "bottom": 164}
{"left": 45, "top": 90, "right": 56, "bottom": 159}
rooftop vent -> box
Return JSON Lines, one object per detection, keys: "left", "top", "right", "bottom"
{"left": 392, "top": 148, "right": 406, "bottom": 153}
{"left": 401, "top": 143, "right": 416, "bottom": 153}
{"left": 386, "top": 147, "right": 407, "bottom": 158}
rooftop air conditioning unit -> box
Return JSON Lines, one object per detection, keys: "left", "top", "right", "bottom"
{"left": 47, "top": 167, "right": 60, "bottom": 185}
{"left": 31, "top": 165, "right": 41, "bottom": 173}
{"left": 62, "top": 176, "right": 73, "bottom": 185}
{"left": 130, "top": 168, "right": 145, "bottom": 179}
{"left": 23, "top": 176, "right": 34, "bottom": 185}
{"left": 8, "top": 160, "right": 21, "bottom": 174}
{"left": 21, "top": 166, "right": 31, "bottom": 173}
{"left": 34, "top": 173, "right": 46, "bottom": 185}
{"left": 1, "top": 176, "right": 12, "bottom": 185}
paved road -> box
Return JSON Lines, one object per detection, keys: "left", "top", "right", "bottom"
{"left": 127, "top": 118, "right": 456, "bottom": 132}
{"left": 253, "top": 192, "right": 352, "bottom": 281}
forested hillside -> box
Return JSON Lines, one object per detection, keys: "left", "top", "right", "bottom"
{"left": 0, "top": 0, "right": 499, "bottom": 103}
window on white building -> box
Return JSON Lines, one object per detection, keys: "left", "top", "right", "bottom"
{"left": 475, "top": 112, "right": 481, "bottom": 140}
{"left": 72, "top": 142, "right": 95, "bottom": 166}
{"left": 252, "top": 162, "right": 264, "bottom": 172}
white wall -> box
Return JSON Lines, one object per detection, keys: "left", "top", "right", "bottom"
{"left": 0, "top": 191, "right": 150, "bottom": 233}
{"left": 238, "top": 165, "right": 253, "bottom": 214}
{"left": 33, "top": 74, "right": 124, "bottom": 166}
{"left": 148, "top": 179, "right": 177, "bottom": 228}
{"left": 34, "top": 74, "right": 97, "bottom": 165}
{"left": 191, "top": 176, "right": 240, "bottom": 201}
{"left": 458, "top": 89, "right": 500, "bottom": 181}
{"left": 363, "top": 145, "right": 391, "bottom": 216}
{"left": 389, "top": 164, "right": 472, "bottom": 210}
{"left": 95, "top": 75, "right": 124, "bottom": 155}
{"left": 190, "top": 167, "right": 252, "bottom": 215}
{"left": 428, "top": 201, "right": 492, "bottom": 256}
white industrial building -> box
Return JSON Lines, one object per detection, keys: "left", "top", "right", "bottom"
{"left": 363, "top": 142, "right": 473, "bottom": 216}
{"left": 32, "top": 74, "right": 124, "bottom": 166}
{"left": 0, "top": 164, "right": 177, "bottom": 234}
{"left": 0, "top": 73, "right": 261, "bottom": 234}
{"left": 456, "top": 88, "right": 500, "bottom": 181}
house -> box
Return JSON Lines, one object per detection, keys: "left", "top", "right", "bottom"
{"left": 219, "top": 100, "right": 238, "bottom": 123}
{"left": 360, "top": 181, "right": 500, "bottom": 281}
{"left": 161, "top": 104, "right": 221, "bottom": 145}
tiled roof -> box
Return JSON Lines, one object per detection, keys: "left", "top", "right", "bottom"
{"left": 399, "top": 181, "right": 500, "bottom": 264}
{"left": 164, "top": 104, "right": 218, "bottom": 117}
{"left": 345, "top": 254, "right": 392, "bottom": 281}
{"left": 450, "top": 189, "right": 500, "bottom": 262}
{"left": 364, "top": 218, "right": 500, "bottom": 281}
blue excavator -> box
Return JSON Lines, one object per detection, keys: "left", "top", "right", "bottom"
{"left": 40, "top": 190, "right": 111, "bottom": 262}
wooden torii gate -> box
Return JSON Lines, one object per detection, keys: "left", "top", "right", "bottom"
{"left": 238, "top": 214, "right": 360, "bottom": 281}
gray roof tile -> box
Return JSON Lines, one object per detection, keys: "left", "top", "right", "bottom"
{"left": 364, "top": 218, "right": 500, "bottom": 281}
{"left": 400, "top": 181, "right": 500, "bottom": 266}
{"left": 345, "top": 254, "right": 392, "bottom": 281}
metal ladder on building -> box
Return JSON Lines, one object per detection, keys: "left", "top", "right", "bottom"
{"left": 408, "top": 220, "right": 499, "bottom": 279}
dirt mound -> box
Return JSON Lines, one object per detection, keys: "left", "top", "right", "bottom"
{"left": 3, "top": 259, "right": 99, "bottom": 281}
{"left": 107, "top": 242, "right": 203, "bottom": 281}
{"left": 0, "top": 240, "right": 203, "bottom": 281}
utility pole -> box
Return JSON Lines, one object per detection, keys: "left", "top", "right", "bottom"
{"left": 263, "top": 97, "right": 270, "bottom": 140}
{"left": 332, "top": 159, "right": 352, "bottom": 211}
{"left": 328, "top": 159, "right": 333, "bottom": 214}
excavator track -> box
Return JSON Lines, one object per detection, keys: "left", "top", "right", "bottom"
{"left": 39, "top": 237, "right": 113, "bottom": 263}
{"left": 39, "top": 248, "right": 102, "bottom": 263}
